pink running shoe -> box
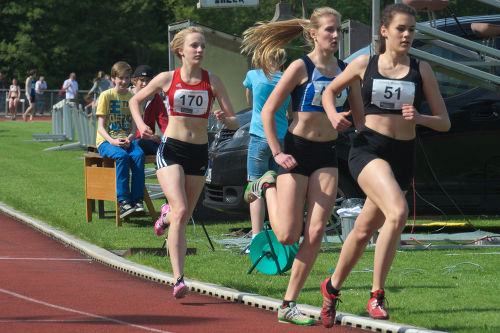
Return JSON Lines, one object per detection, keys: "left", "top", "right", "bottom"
{"left": 154, "top": 204, "right": 170, "bottom": 236}
{"left": 173, "top": 281, "right": 189, "bottom": 299}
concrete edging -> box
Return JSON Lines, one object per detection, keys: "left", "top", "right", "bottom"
{"left": 0, "top": 202, "right": 445, "bottom": 333}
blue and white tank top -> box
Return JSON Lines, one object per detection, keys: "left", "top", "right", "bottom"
{"left": 291, "top": 55, "right": 348, "bottom": 113}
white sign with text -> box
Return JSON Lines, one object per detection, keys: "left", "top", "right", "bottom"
{"left": 197, "top": 0, "right": 259, "bottom": 8}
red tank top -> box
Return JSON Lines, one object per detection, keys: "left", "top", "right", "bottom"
{"left": 164, "top": 68, "right": 214, "bottom": 119}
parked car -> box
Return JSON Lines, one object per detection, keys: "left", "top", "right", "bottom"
{"left": 203, "top": 15, "right": 500, "bottom": 215}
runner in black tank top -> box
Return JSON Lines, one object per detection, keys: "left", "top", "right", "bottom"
{"left": 362, "top": 54, "right": 423, "bottom": 116}
{"left": 320, "top": 3, "right": 450, "bottom": 323}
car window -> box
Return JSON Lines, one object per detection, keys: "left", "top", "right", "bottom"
{"left": 420, "top": 37, "right": 499, "bottom": 98}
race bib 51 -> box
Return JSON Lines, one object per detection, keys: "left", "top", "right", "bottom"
{"left": 371, "top": 79, "right": 415, "bottom": 110}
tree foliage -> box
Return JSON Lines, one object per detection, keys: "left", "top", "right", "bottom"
{"left": 0, "top": 0, "right": 496, "bottom": 90}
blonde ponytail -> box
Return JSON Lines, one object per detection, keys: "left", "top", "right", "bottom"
{"left": 241, "top": 7, "right": 341, "bottom": 77}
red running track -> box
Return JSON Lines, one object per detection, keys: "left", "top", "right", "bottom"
{"left": 0, "top": 213, "right": 368, "bottom": 333}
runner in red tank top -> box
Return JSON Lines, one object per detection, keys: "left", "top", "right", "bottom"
{"left": 165, "top": 68, "right": 214, "bottom": 119}
{"left": 129, "top": 26, "right": 238, "bottom": 299}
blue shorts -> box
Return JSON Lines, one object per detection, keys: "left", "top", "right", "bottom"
{"left": 247, "top": 134, "right": 283, "bottom": 181}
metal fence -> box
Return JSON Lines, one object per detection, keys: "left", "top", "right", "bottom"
{"left": 1, "top": 89, "right": 90, "bottom": 117}
{"left": 33, "top": 101, "right": 97, "bottom": 151}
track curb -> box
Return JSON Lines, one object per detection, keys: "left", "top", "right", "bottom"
{"left": 0, "top": 202, "right": 445, "bottom": 333}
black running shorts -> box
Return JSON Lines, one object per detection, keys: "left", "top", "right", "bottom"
{"left": 278, "top": 131, "right": 338, "bottom": 177}
{"left": 156, "top": 136, "right": 208, "bottom": 176}
{"left": 348, "top": 126, "right": 415, "bottom": 191}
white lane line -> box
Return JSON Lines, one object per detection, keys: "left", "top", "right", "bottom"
{"left": 445, "top": 252, "right": 500, "bottom": 255}
{"left": 0, "top": 288, "right": 173, "bottom": 333}
{"left": 0, "top": 257, "right": 92, "bottom": 261}
{"left": 0, "top": 319, "right": 106, "bottom": 323}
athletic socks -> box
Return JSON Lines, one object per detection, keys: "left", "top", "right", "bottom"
{"left": 282, "top": 299, "right": 294, "bottom": 308}
{"left": 326, "top": 279, "right": 340, "bottom": 296}
{"left": 262, "top": 182, "right": 276, "bottom": 198}
{"left": 175, "top": 274, "right": 184, "bottom": 286}
{"left": 370, "top": 289, "right": 384, "bottom": 299}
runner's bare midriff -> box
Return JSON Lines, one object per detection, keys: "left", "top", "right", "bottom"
{"left": 163, "top": 116, "right": 209, "bottom": 144}
{"left": 365, "top": 114, "right": 416, "bottom": 140}
{"left": 288, "top": 111, "right": 338, "bottom": 142}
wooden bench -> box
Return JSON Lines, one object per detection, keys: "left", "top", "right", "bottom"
{"left": 84, "top": 152, "right": 158, "bottom": 227}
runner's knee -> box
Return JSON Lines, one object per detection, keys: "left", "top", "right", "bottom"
{"left": 275, "top": 228, "right": 301, "bottom": 246}
{"left": 385, "top": 203, "right": 408, "bottom": 231}
{"left": 351, "top": 227, "right": 375, "bottom": 244}
{"left": 169, "top": 205, "right": 189, "bottom": 226}
{"left": 306, "top": 222, "right": 326, "bottom": 245}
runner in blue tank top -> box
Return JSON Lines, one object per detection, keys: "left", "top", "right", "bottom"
{"left": 242, "top": 7, "right": 363, "bottom": 326}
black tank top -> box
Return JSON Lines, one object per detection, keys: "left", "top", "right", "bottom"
{"left": 362, "top": 55, "right": 423, "bottom": 115}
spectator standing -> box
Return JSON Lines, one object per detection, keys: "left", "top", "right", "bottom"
{"left": 87, "top": 70, "right": 112, "bottom": 103}
{"left": 96, "top": 61, "right": 145, "bottom": 219}
{"left": 85, "top": 71, "right": 112, "bottom": 112}
{"left": 0, "top": 72, "right": 5, "bottom": 117}
{"left": 243, "top": 50, "right": 290, "bottom": 242}
{"left": 23, "top": 70, "right": 36, "bottom": 121}
{"left": 130, "top": 65, "right": 168, "bottom": 155}
{"left": 63, "top": 72, "right": 79, "bottom": 103}
{"left": 35, "top": 76, "right": 47, "bottom": 116}
{"left": 8, "top": 78, "right": 21, "bottom": 120}
{"left": 104, "top": 74, "right": 114, "bottom": 88}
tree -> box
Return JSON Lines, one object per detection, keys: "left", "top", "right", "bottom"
{"left": 0, "top": 0, "right": 496, "bottom": 90}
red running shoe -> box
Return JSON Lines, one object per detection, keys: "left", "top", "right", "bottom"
{"left": 367, "top": 289, "right": 389, "bottom": 320}
{"left": 320, "top": 278, "right": 341, "bottom": 328}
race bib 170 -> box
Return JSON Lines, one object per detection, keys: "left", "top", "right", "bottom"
{"left": 173, "top": 89, "right": 209, "bottom": 115}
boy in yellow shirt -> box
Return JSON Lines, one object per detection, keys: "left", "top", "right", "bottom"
{"left": 96, "top": 61, "right": 145, "bottom": 218}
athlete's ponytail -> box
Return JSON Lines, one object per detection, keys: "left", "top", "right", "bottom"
{"left": 242, "top": 7, "right": 341, "bottom": 77}
{"left": 250, "top": 48, "right": 287, "bottom": 78}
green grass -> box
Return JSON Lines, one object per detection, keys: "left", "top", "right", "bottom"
{"left": 1, "top": 120, "right": 499, "bottom": 333}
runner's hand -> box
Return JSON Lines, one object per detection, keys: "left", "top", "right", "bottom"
{"left": 402, "top": 104, "right": 420, "bottom": 124}
{"left": 274, "top": 152, "right": 297, "bottom": 171}
{"left": 214, "top": 109, "right": 226, "bottom": 123}
{"left": 330, "top": 110, "right": 352, "bottom": 132}
{"left": 139, "top": 125, "right": 154, "bottom": 139}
